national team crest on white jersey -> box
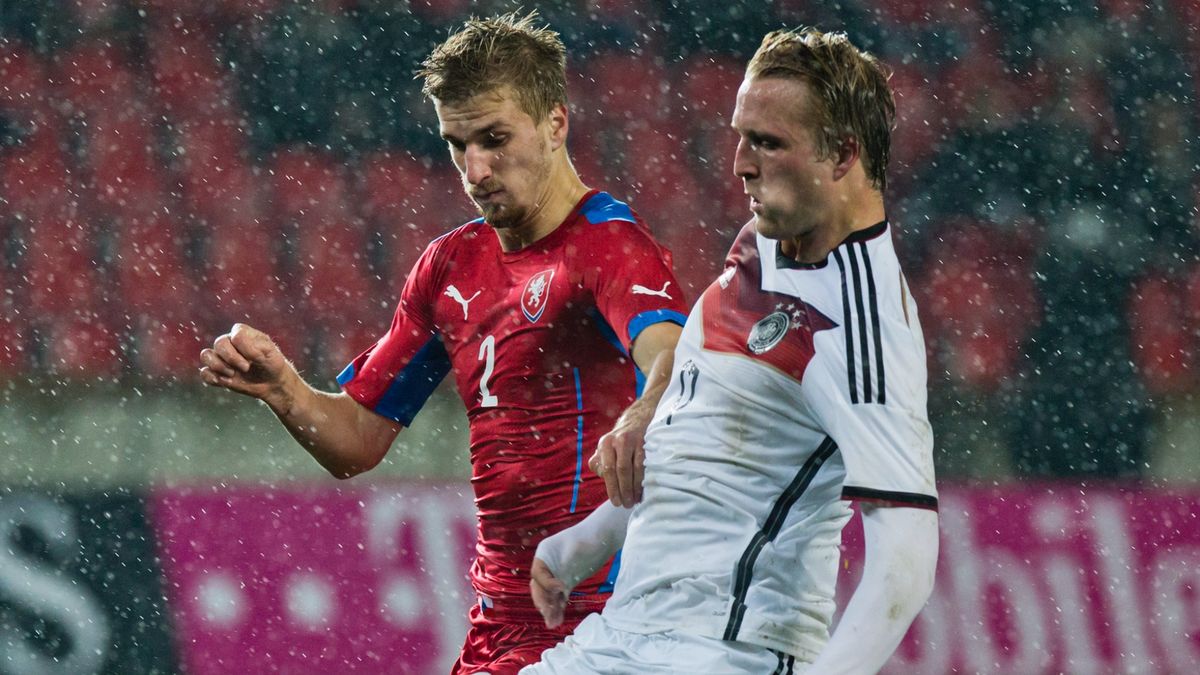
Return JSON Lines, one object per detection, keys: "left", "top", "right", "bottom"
{"left": 748, "top": 311, "right": 790, "bottom": 354}
{"left": 521, "top": 269, "right": 555, "bottom": 323}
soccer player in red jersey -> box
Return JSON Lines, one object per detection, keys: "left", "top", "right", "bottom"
{"left": 199, "top": 12, "right": 686, "bottom": 675}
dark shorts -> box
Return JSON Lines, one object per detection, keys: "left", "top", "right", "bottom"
{"left": 450, "top": 597, "right": 604, "bottom": 675}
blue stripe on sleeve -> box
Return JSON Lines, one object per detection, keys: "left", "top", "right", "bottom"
{"left": 587, "top": 307, "right": 628, "bottom": 356}
{"left": 336, "top": 363, "right": 357, "bottom": 386}
{"left": 598, "top": 548, "right": 623, "bottom": 593}
{"left": 373, "top": 336, "right": 451, "bottom": 426}
{"left": 627, "top": 309, "right": 688, "bottom": 344}
{"left": 570, "top": 367, "right": 584, "bottom": 514}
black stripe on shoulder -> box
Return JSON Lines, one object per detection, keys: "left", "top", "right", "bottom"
{"left": 842, "top": 486, "right": 939, "bottom": 511}
{"left": 830, "top": 249, "right": 858, "bottom": 404}
{"left": 858, "top": 241, "right": 886, "bottom": 404}
{"left": 845, "top": 244, "right": 873, "bottom": 403}
{"left": 724, "top": 437, "right": 839, "bottom": 642}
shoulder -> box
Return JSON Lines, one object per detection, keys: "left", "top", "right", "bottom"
{"left": 428, "top": 217, "right": 488, "bottom": 250}
{"left": 575, "top": 192, "right": 657, "bottom": 241}
{"left": 417, "top": 218, "right": 490, "bottom": 263}
{"left": 579, "top": 191, "right": 640, "bottom": 227}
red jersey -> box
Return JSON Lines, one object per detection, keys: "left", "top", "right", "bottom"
{"left": 339, "top": 190, "right": 687, "bottom": 614}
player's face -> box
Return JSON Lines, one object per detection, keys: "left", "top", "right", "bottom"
{"left": 731, "top": 76, "right": 838, "bottom": 242}
{"left": 436, "top": 87, "right": 557, "bottom": 229}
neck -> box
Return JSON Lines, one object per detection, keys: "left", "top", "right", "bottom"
{"left": 494, "top": 156, "right": 589, "bottom": 252}
{"left": 782, "top": 189, "right": 885, "bottom": 263}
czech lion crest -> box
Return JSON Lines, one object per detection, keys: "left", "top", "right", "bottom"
{"left": 521, "top": 269, "right": 555, "bottom": 323}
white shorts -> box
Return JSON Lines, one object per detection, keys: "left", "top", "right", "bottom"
{"left": 519, "top": 613, "right": 803, "bottom": 675}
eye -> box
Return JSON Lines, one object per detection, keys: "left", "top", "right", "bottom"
{"left": 750, "top": 134, "right": 781, "bottom": 151}
{"left": 446, "top": 138, "right": 466, "bottom": 152}
{"left": 482, "top": 133, "right": 509, "bottom": 149}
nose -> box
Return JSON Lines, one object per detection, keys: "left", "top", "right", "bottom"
{"left": 733, "top": 137, "right": 757, "bottom": 182}
{"left": 463, "top": 145, "right": 492, "bottom": 186}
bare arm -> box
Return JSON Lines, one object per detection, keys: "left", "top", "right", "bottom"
{"left": 200, "top": 323, "right": 401, "bottom": 478}
{"left": 808, "top": 505, "right": 939, "bottom": 674}
{"left": 588, "top": 321, "right": 682, "bottom": 507}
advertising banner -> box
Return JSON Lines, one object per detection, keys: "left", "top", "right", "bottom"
{"left": 0, "top": 489, "right": 178, "bottom": 675}
{"left": 150, "top": 484, "right": 477, "bottom": 674}
{"left": 148, "top": 483, "right": 1200, "bottom": 675}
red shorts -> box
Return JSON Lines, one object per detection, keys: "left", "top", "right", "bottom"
{"left": 450, "top": 596, "right": 606, "bottom": 675}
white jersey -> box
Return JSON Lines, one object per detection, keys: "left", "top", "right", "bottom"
{"left": 602, "top": 220, "right": 938, "bottom": 661}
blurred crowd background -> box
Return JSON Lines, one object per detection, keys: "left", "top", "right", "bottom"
{"left": 1, "top": 0, "right": 1196, "bottom": 485}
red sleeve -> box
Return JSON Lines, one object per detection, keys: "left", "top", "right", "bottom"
{"left": 584, "top": 217, "right": 689, "bottom": 353}
{"left": 336, "top": 234, "right": 450, "bottom": 426}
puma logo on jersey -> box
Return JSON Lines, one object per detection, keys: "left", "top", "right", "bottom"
{"left": 632, "top": 281, "right": 672, "bottom": 299}
{"left": 445, "top": 285, "right": 481, "bottom": 320}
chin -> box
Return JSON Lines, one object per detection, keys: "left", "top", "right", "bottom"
{"left": 753, "top": 215, "right": 785, "bottom": 241}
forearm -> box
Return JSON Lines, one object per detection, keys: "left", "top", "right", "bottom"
{"left": 536, "top": 501, "right": 633, "bottom": 590}
{"left": 626, "top": 345, "right": 674, "bottom": 418}
{"left": 267, "top": 370, "right": 399, "bottom": 478}
{"left": 808, "top": 506, "right": 939, "bottom": 674}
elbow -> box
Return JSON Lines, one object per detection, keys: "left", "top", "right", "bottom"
{"left": 323, "top": 448, "right": 387, "bottom": 480}
{"left": 329, "top": 466, "right": 364, "bottom": 480}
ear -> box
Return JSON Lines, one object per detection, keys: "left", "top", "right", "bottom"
{"left": 831, "top": 135, "right": 860, "bottom": 182}
{"left": 547, "top": 103, "right": 569, "bottom": 150}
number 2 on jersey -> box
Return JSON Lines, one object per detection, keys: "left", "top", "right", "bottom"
{"left": 478, "top": 334, "right": 499, "bottom": 407}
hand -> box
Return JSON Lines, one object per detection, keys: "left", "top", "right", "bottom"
{"left": 589, "top": 398, "right": 653, "bottom": 507}
{"left": 199, "top": 323, "right": 293, "bottom": 410}
{"left": 530, "top": 557, "right": 569, "bottom": 629}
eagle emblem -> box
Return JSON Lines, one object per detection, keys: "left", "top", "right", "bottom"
{"left": 747, "top": 311, "right": 790, "bottom": 354}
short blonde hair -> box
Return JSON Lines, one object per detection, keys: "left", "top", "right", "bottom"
{"left": 748, "top": 28, "right": 896, "bottom": 191}
{"left": 417, "top": 10, "right": 567, "bottom": 122}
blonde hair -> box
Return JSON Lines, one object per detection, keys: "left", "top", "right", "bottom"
{"left": 417, "top": 10, "right": 567, "bottom": 122}
{"left": 748, "top": 28, "right": 896, "bottom": 191}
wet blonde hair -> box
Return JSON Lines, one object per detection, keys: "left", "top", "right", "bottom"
{"left": 418, "top": 10, "right": 567, "bottom": 122}
{"left": 748, "top": 28, "right": 896, "bottom": 191}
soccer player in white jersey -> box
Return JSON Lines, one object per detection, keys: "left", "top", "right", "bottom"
{"left": 520, "top": 28, "right": 939, "bottom": 675}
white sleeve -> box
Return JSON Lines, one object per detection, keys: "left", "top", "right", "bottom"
{"left": 806, "top": 310, "right": 937, "bottom": 507}
{"left": 534, "top": 502, "right": 633, "bottom": 592}
{"left": 804, "top": 505, "right": 939, "bottom": 674}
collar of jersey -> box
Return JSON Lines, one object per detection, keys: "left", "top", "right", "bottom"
{"left": 775, "top": 219, "right": 889, "bottom": 270}
{"left": 498, "top": 189, "right": 599, "bottom": 262}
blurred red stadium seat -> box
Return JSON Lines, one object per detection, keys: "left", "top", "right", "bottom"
{"left": 888, "top": 64, "right": 942, "bottom": 173}
{"left": 356, "top": 150, "right": 430, "bottom": 227}
{"left": 81, "top": 106, "right": 170, "bottom": 220}
{"left": 145, "top": 22, "right": 232, "bottom": 119}
{"left": 376, "top": 162, "right": 474, "bottom": 283}
{"left": 174, "top": 115, "right": 262, "bottom": 228}
{"left": 269, "top": 147, "right": 351, "bottom": 222}
{"left": 23, "top": 216, "right": 105, "bottom": 317}
{"left": 0, "top": 45, "right": 54, "bottom": 114}
{"left": 132, "top": 316, "right": 206, "bottom": 379}
{"left": 321, "top": 318, "right": 386, "bottom": 373}
{"left": 0, "top": 126, "right": 76, "bottom": 222}
{"left": 918, "top": 222, "right": 1040, "bottom": 391}
{"left": 40, "top": 313, "right": 123, "bottom": 379}
{"left": 1130, "top": 273, "right": 1195, "bottom": 396}
{"left": 115, "top": 214, "right": 198, "bottom": 314}
{"left": 269, "top": 148, "right": 376, "bottom": 319}
{"left": 578, "top": 52, "right": 672, "bottom": 128}
{"left": 676, "top": 53, "right": 742, "bottom": 125}
{"left": 295, "top": 216, "right": 375, "bottom": 320}
{"left": 54, "top": 41, "right": 139, "bottom": 116}
{"left": 201, "top": 217, "right": 285, "bottom": 313}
